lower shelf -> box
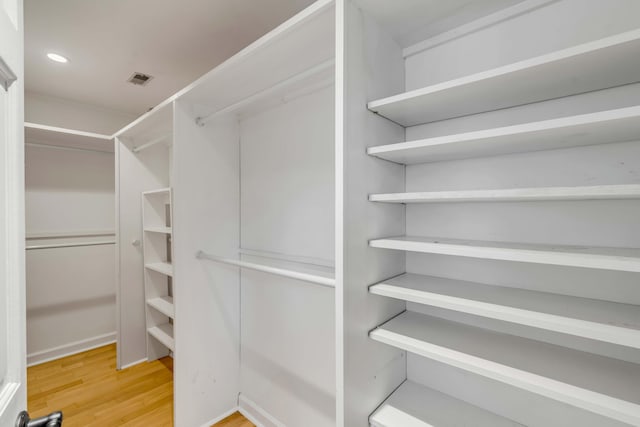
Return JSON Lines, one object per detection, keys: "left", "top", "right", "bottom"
{"left": 370, "top": 380, "right": 522, "bottom": 427}
{"left": 148, "top": 323, "right": 174, "bottom": 352}
{"left": 370, "top": 311, "right": 640, "bottom": 426}
{"left": 147, "top": 296, "right": 174, "bottom": 319}
{"left": 370, "top": 273, "right": 640, "bottom": 349}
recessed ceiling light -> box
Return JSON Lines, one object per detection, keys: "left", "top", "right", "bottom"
{"left": 47, "top": 53, "right": 68, "bottom": 63}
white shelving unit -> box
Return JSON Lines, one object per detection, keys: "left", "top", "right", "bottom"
{"left": 356, "top": 3, "right": 640, "bottom": 426}
{"left": 370, "top": 311, "right": 640, "bottom": 426}
{"left": 369, "top": 184, "right": 640, "bottom": 203}
{"left": 370, "top": 236, "right": 640, "bottom": 273}
{"left": 370, "top": 380, "right": 522, "bottom": 427}
{"left": 367, "top": 29, "right": 640, "bottom": 126}
{"left": 370, "top": 273, "right": 640, "bottom": 349}
{"left": 367, "top": 106, "right": 640, "bottom": 164}
{"left": 142, "top": 188, "right": 174, "bottom": 361}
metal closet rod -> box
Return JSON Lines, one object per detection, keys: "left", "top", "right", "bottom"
{"left": 26, "top": 241, "right": 115, "bottom": 250}
{"left": 132, "top": 133, "right": 172, "bottom": 153}
{"left": 195, "top": 58, "right": 335, "bottom": 127}
{"left": 196, "top": 250, "right": 336, "bottom": 288}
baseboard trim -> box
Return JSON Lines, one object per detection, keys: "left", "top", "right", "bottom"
{"left": 200, "top": 407, "right": 239, "bottom": 427}
{"left": 27, "top": 332, "right": 116, "bottom": 367}
{"left": 119, "top": 357, "right": 148, "bottom": 370}
{"left": 238, "top": 394, "right": 284, "bottom": 427}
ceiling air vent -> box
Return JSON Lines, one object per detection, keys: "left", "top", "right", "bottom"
{"left": 127, "top": 72, "right": 153, "bottom": 86}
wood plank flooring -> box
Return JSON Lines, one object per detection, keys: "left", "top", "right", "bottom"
{"left": 214, "top": 412, "right": 255, "bottom": 427}
{"left": 28, "top": 344, "right": 173, "bottom": 426}
{"left": 27, "top": 344, "right": 254, "bottom": 427}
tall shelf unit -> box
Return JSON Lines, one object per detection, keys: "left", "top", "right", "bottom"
{"left": 340, "top": 1, "right": 640, "bottom": 426}
{"left": 142, "top": 188, "right": 174, "bottom": 359}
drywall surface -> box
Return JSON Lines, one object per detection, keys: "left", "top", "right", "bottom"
{"left": 25, "top": 143, "right": 116, "bottom": 364}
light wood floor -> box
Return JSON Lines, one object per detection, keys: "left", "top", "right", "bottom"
{"left": 27, "top": 344, "right": 253, "bottom": 427}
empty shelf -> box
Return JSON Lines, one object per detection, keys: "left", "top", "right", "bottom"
{"left": 370, "top": 380, "right": 522, "bottom": 427}
{"left": 145, "top": 262, "right": 173, "bottom": 277}
{"left": 147, "top": 323, "right": 174, "bottom": 351}
{"left": 370, "top": 311, "right": 640, "bottom": 425}
{"left": 370, "top": 273, "right": 640, "bottom": 349}
{"left": 367, "top": 106, "right": 640, "bottom": 164}
{"left": 142, "top": 188, "right": 171, "bottom": 196}
{"left": 369, "top": 184, "right": 640, "bottom": 203}
{"left": 144, "top": 226, "right": 172, "bottom": 234}
{"left": 368, "top": 30, "right": 640, "bottom": 126}
{"left": 370, "top": 236, "right": 640, "bottom": 273}
{"left": 147, "top": 296, "right": 174, "bottom": 319}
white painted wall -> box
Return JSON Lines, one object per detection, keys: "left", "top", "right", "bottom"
{"left": 26, "top": 91, "right": 136, "bottom": 135}
{"left": 339, "top": 2, "right": 407, "bottom": 425}
{"left": 239, "top": 86, "right": 336, "bottom": 427}
{"left": 25, "top": 142, "right": 116, "bottom": 365}
{"left": 173, "top": 102, "right": 240, "bottom": 427}
{"left": 398, "top": 1, "right": 640, "bottom": 425}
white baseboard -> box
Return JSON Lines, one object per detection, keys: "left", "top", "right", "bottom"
{"left": 119, "top": 357, "right": 148, "bottom": 370}
{"left": 200, "top": 407, "right": 239, "bottom": 427}
{"left": 27, "top": 332, "right": 116, "bottom": 367}
{"left": 238, "top": 394, "right": 285, "bottom": 427}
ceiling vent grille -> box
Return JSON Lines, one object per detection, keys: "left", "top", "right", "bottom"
{"left": 127, "top": 72, "right": 153, "bottom": 86}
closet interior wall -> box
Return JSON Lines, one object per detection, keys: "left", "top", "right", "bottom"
{"left": 24, "top": 125, "right": 116, "bottom": 366}
{"left": 115, "top": 104, "right": 172, "bottom": 369}
{"left": 345, "top": 0, "right": 640, "bottom": 426}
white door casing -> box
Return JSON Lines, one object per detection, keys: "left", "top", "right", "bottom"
{"left": 0, "top": 0, "right": 26, "bottom": 425}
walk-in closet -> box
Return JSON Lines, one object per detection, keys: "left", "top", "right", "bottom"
{"left": 6, "top": 0, "right": 640, "bottom": 426}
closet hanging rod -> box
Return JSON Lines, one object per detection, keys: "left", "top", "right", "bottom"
{"left": 26, "top": 241, "right": 115, "bottom": 250}
{"left": 26, "top": 230, "right": 115, "bottom": 239}
{"left": 196, "top": 250, "right": 336, "bottom": 288}
{"left": 132, "top": 133, "right": 172, "bottom": 153}
{"left": 195, "top": 58, "right": 335, "bottom": 127}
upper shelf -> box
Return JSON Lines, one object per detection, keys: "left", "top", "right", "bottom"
{"left": 371, "top": 311, "right": 640, "bottom": 425}
{"left": 367, "top": 29, "right": 640, "bottom": 126}
{"left": 369, "top": 236, "right": 640, "bottom": 273}
{"left": 370, "top": 273, "right": 640, "bottom": 349}
{"left": 370, "top": 380, "right": 522, "bottom": 427}
{"left": 367, "top": 106, "right": 640, "bottom": 164}
{"left": 25, "top": 122, "right": 113, "bottom": 153}
{"left": 369, "top": 184, "right": 640, "bottom": 204}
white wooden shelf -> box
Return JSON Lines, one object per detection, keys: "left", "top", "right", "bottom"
{"left": 370, "top": 273, "right": 640, "bottom": 349}
{"left": 370, "top": 380, "right": 522, "bottom": 427}
{"left": 147, "top": 296, "right": 174, "bottom": 319}
{"left": 368, "top": 30, "right": 640, "bottom": 126}
{"left": 369, "top": 184, "right": 640, "bottom": 204}
{"left": 147, "top": 323, "right": 174, "bottom": 352}
{"left": 370, "top": 311, "right": 640, "bottom": 425}
{"left": 145, "top": 262, "right": 173, "bottom": 277}
{"left": 142, "top": 187, "right": 171, "bottom": 196}
{"left": 367, "top": 106, "right": 640, "bottom": 164}
{"left": 144, "top": 226, "right": 172, "bottom": 234}
{"left": 370, "top": 236, "right": 640, "bottom": 273}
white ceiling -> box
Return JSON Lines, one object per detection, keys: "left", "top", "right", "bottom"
{"left": 26, "top": 0, "right": 523, "bottom": 117}
{"left": 25, "top": 0, "right": 317, "bottom": 115}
